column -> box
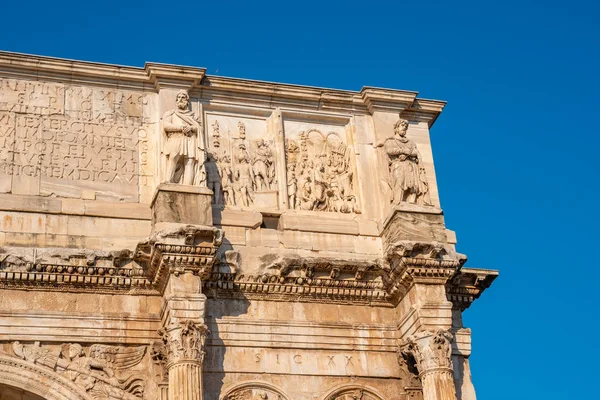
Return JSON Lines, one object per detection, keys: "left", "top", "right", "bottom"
{"left": 160, "top": 319, "right": 209, "bottom": 400}
{"left": 401, "top": 329, "right": 457, "bottom": 400}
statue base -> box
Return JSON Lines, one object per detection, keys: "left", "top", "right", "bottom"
{"left": 151, "top": 183, "right": 214, "bottom": 232}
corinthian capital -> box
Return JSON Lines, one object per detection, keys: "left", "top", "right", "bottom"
{"left": 400, "top": 329, "right": 453, "bottom": 376}
{"left": 158, "top": 320, "right": 209, "bottom": 366}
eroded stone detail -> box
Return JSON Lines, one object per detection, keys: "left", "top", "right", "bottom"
{"left": 375, "top": 119, "right": 431, "bottom": 206}
{"left": 10, "top": 341, "right": 146, "bottom": 400}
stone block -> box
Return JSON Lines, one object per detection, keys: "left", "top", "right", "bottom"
{"left": 11, "top": 174, "right": 40, "bottom": 196}
{"left": 212, "top": 208, "right": 262, "bottom": 228}
{"left": 219, "top": 225, "right": 246, "bottom": 245}
{"left": 253, "top": 190, "right": 279, "bottom": 209}
{"left": 380, "top": 205, "right": 447, "bottom": 250}
{"left": 279, "top": 212, "right": 359, "bottom": 235}
{"left": 0, "top": 193, "right": 62, "bottom": 214}
{"left": 60, "top": 198, "right": 85, "bottom": 215}
{"left": 0, "top": 211, "right": 46, "bottom": 234}
{"left": 84, "top": 201, "right": 151, "bottom": 220}
{"left": 151, "top": 183, "right": 213, "bottom": 228}
{"left": 0, "top": 173, "right": 11, "bottom": 193}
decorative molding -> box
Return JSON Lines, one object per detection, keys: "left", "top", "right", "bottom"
{"left": 446, "top": 268, "right": 498, "bottom": 311}
{"left": 383, "top": 241, "right": 466, "bottom": 301}
{"left": 0, "top": 238, "right": 493, "bottom": 309}
{"left": 0, "top": 51, "right": 445, "bottom": 124}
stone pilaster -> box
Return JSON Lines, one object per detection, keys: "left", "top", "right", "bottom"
{"left": 401, "top": 329, "right": 457, "bottom": 400}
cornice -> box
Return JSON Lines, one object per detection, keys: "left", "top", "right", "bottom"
{"left": 0, "top": 51, "right": 446, "bottom": 123}
{"left": 145, "top": 62, "right": 206, "bottom": 90}
{"left": 446, "top": 267, "right": 498, "bottom": 311}
{"left": 360, "top": 86, "right": 418, "bottom": 114}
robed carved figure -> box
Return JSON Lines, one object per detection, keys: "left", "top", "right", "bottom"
{"left": 377, "top": 119, "right": 431, "bottom": 206}
{"left": 161, "top": 91, "right": 206, "bottom": 186}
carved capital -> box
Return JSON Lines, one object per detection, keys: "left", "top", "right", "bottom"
{"left": 400, "top": 329, "right": 454, "bottom": 377}
{"left": 158, "top": 320, "right": 209, "bottom": 367}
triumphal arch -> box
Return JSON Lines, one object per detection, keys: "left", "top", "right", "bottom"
{"left": 0, "top": 52, "right": 497, "bottom": 400}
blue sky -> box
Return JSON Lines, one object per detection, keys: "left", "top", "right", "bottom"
{"left": 2, "top": 0, "right": 599, "bottom": 398}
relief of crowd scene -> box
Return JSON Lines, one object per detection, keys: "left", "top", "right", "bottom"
{"left": 286, "top": 130, "right": 360, "bottom": 214}
{"left": 205, "top": 120, "right": 277, "bottom": 208}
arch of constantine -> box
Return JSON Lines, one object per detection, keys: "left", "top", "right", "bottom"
{"left": 0, "top": 51, "right": 497, "bottom": 400}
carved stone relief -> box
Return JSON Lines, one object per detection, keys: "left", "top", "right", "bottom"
{"left": 8, "top": 341, "right": 146, "bottom": 400}
{"left": 205, "top": 114, "right": 276, "bottom": 208}
{"left": 0, "top": 78, "right": 154, "bottom": 201}
{"left": 325, "top": 388, "right": 383, "bottom": 400}
{"left": 223, "top": 385, "right": 287, "bottom": 400}
{"left": 161, "top": 91, "right": 206, "bottom": 186}
{"left": 375, "top": 119, "right": 431, "bottom": 206}
{"left": 284, "top": 126, "right": 359, "bottom": 214}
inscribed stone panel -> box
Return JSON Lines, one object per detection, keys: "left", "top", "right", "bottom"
{"left": 0, "top": 78, "right": 155, "bottom": 202}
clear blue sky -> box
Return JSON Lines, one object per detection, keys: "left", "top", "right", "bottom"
{"left": 2, "top": 1, "right": 599, "bottom": 398}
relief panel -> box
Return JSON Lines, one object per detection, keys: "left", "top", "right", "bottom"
{"left": 204, "top": 112, "right": 277, "bottom": 209}
{"left": 283, "top": 119, "right": 360, "bottom": 214}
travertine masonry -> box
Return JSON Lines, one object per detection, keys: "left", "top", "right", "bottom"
{"left": 0, "top": 51, "right": 497, "bottom": 400}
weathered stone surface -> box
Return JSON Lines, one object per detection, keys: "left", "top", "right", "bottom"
{"left": 0, "top": 52, "right": 496, "bottom": 400}
{"left": 151, "top": 183, "right": 213, "bottom": 228}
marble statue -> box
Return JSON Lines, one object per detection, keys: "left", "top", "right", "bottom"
{"left": 162, "top": 90, "right": 206, "bottom": 186}
{"left": 381, "top": 119, "right": 431, "bottom": 206}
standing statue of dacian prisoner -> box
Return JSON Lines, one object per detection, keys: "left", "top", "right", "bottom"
{"left": 376, "top": 118, "right": 431, "bottom": 206}
{"left": 161, "top": 90, "right": 206, "bottom": 186}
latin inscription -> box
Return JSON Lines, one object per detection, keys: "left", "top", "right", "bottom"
{"left": 0, "top": 78, "right": 154, "bottom": 200}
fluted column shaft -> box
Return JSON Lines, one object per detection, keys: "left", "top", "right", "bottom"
{"left": 421, "top": 368, "right": 457, "bottom": 400}
{"left": 168, "top": 361, "right": 204, "bottom": 400}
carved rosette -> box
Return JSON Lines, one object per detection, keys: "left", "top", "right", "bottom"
{"left": 158, "top": 320, "right": 209, "bottom": 367}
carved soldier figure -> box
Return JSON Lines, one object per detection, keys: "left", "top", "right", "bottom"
{"left": 220, "top": 154, "right": 235, "bottom": 206}
{"left": 162, "top": 91, "right": 206, "bottom": 186}
{"left": 300, "top": 176, "right": 315, "bottom": 210}
{"left": 235, "top": 143, "right": 254, "bottom": 207}
{"left": 252, "top": 139, "right": 275, "bottom": 191}
{"left": 287, "top": 164, "right": 297, "bottom": 210}
{"left": 380, "top": 119, "right": 431, "bottom": 205}
{"left": 206, "top": 152, "right": 221, "bottom": 204}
